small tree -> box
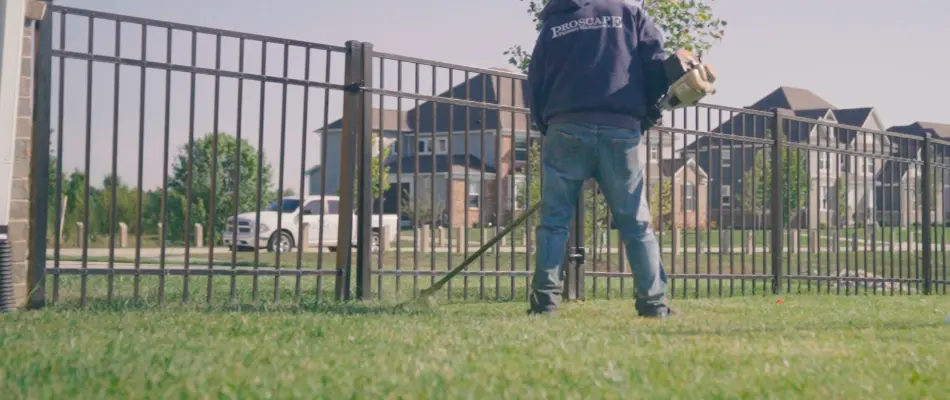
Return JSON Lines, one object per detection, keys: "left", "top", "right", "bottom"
{"left": 649, "top": 179, "right": 674, "bottom": 229}
{"left": 352, "top": 135, "right": 393, "bottom": 210}
{"left": 400, "top": 179, "right": 445, "bottom": 227}
{"left": 739, "top": 141, "right": 809, "bottom": 227}
{"left": 95, "top": 175, "right": 140, "bottom": 235}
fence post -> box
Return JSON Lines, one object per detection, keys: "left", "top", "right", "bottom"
{"left": 27, "top": 4, "right": 52, "bottom": 309}
{"left": 922, "top": 130, "right": 933, "bottom": 295}
{"left": 334, "top": 40, "right": 362, "bottom": 301}
{"left": 563, "top": 183, "right": 586, "bottom": 301}
{"left": 770, "top": 109, "right": 785, "bottom": 295}
{"left": 353, "top": 42, "right": 375, "bottom": 301}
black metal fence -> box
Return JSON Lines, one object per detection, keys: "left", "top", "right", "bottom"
{"left": 26, "top": 5, "right": 950, "bottom": 308}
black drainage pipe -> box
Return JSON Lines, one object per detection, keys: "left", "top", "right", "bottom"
{"left": 0, "top": 226, "right": 14, "bottom": 312}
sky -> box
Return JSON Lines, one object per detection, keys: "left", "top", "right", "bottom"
{"left": 49, "top": 0, "right": 950, "bottom": 194}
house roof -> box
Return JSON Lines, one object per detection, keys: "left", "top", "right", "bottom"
{"left": 828, "top": 107, "right": 879, "bottom": 144}
{"left": 697, "top": 87, "right": 884, "bottom": 152}
{"left": 319, "top": 108, "right": 411, "bottom": 133}
{"left": 893, "top": 121, "right": 950, "bottom": 140}
{"left": 406, "top": 68, "right": 531, "bottom": 134}
{"left": 832, "top": 107, "right": 874, "bottom": 127}
{"left": 384, "top": 154, "right": 497, "bottom": 174}
{"left": 918, "top": 122, "right": 950, "bottom": 138}
{"left": 748, "top": 86, "right": 837, "bottom": 111}
{"left": 657, "top": 158, "right": 707, "bottom": 179}
{"left": 887, "top": 121, "right": 950, "bottom": 157}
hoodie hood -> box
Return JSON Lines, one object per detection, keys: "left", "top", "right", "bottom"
{"left": 539, "top": 0, "right": 588, "bottom": 21}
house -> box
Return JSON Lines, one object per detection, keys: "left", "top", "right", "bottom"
{"left": 643, "top": 130, "right": 710, "bottom": 228}
{"left": 688, "top": 86, "right": 893, "bottom": 228}
{"left": 385, "top": 70, "right": 536, "bottom": 227}
{"left": 308, "top": 69, "right": 536, "bottom": 227}
{"left": 307, "top": 108, "right": 409, "bottom": 197}
{"left": 876, "top": 121, "right": 950, "bottom": 226}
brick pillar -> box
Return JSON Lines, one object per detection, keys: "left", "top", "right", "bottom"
{"left": 9, "top": 22, "right": 36, "bottom": 308}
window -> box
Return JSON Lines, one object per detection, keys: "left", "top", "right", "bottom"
{"left": 467, "top": 182, "right": 480, "bottom": 208}
{"left": 436, "top": 138, "right": 449, "bottom": 154}
{"left": 684, "top": 183, "right": 696, "bottom": 211}
{"left": 722, "top": 149, "right": 731, "bottom": 167}
{"left": 302, "top": 200, "right": 322, "bottom": 215}
{"left": 418, "top": 138, "right": 432, "bottom": 155}
{"left": 512, "top": 175, "right": 527, "bottom": 210}
{"left": 818, "top": 152, "right": 829, "bottom": 170}
{"left": 326, "top": 200, "right": 340, "bottom": 215}
{"left": 515, "top": 141, "right": 529, "bottom": 162}
{"left": 721, "top": 185, "right": 731, "bottom": 207}
{"left": 267, "top": 199, "right": 300, "bottom": 213}
{"left": 819, "top": 187, "right": 830, "bottom": 211}
{"left": 649, "top": 144, "right": 659, "bottom": 161}
{"left": 387, "top": 140, "right": 398, "bottom": 157}
{"left": 419, "top": 138, "right": 447, "bottom": 155}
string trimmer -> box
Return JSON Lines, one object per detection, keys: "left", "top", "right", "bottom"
{"left": 397, "top": 201, "right": 542, "bottom": 308}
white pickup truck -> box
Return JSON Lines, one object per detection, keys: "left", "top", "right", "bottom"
{"left": 222, "top": 195, "right": 400, "bottom": 253}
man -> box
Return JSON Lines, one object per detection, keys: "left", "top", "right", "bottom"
{"left": 526, "top": 0, "right": 674, "bottom": 318}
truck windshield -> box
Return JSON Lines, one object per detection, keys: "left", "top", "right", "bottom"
{"left": 266, "top": 199, "right": 300, "bottom": 213}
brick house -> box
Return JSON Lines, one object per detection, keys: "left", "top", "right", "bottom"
{"left": 687, "top": 86, "right": 893, "bottom": 228}
{"left": 644, "top": 130, "right": 710, "bottom": 229}
{"left": 308, "top": 70, "right": 534, "bottom": 228}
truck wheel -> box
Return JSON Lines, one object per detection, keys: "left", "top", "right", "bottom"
{"left": 267, "top": 231, "right": 294, "bottom": 253}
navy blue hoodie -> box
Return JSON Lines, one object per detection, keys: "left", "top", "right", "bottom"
{"left": 527, "top": 0, "right": 669, "bottom": 134}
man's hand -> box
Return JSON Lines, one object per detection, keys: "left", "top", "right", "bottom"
{"left": 642, "top": 106, "right": 663, "bottom": 131}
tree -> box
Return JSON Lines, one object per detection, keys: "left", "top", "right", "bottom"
{"left": 353, "top": 135, "right": 393, "bottom": 209}
{"left": 400, "top": 179, "right": 445, "bottom": 227}
{"left": 505, "top": 0, "right": 727, "bottom": 73}
{"left": 516, "top": 141, "right": 542, "bottom": 234}
{"left": 168, "top": 133, "right": 275, "bottom": 243}
{"left": 95, "top": 175, "right": 140, "bottom": 235}
{"left": 60, "top": 170, "right": 86, "bottom": 241}
{"left": 141, "top": 188, "right": 207, "bottom": 245}
{"left": 739, "top": 143, "right": 808, "bottom": 226}
{"left": 648, "top": 179, "right": 674, "bottom": 229}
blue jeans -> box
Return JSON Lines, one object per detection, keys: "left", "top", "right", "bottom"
{"left": 531, "top": 122, "right": 668, "bottom": 312}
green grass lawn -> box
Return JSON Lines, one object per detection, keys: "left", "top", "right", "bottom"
{"left": 3, "top": 294, "right": 950, "bottom": 398}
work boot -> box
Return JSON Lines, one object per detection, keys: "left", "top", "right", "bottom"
{"left": 637, "top": 305, "right": 678, "bottom": 319}
{"left": 527, "top": 291, "right": 558, "bottom": 317}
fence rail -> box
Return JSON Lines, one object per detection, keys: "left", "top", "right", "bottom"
{"left": 23, "top": 4, "right": 950, "bottom": 309}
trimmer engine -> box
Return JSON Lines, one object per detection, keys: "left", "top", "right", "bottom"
{"left": 657, "top": 49, "right": 717, "bottom": 111}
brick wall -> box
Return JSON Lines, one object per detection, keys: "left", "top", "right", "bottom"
{"left": 446, "top": 179, "right": 481, "bottom": 228}
{"left": 10, "top": 22, "right": 34, "bottom": 308}
{"left": 479, "top": 182, "right": 500, "bottom": 226}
